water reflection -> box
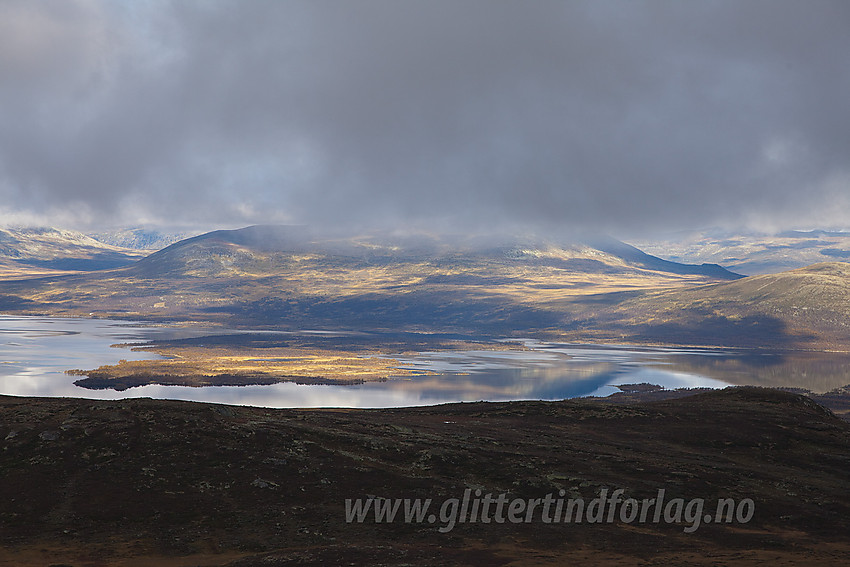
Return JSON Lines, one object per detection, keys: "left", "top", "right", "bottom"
{"left": 0, "top": 315, "right": 848, "bottom": 408}
{"left": 385, "top": 346, "right": 729, "bottom": 405}
{"left": 661, "top": 350, "right": 850, "bottom": 392}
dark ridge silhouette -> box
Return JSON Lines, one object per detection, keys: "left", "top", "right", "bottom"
{"left": 587, "top": 236, "right": 743, "bottom": 280}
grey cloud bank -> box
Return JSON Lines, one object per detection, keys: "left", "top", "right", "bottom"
{"left": 0, "top": 0, "right": 848, "bottom": 237}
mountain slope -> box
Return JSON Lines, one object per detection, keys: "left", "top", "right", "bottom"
{"left": 0, "top": 388, "right": 848, "bottom": 565}
{"left": 0, "top": 227, "right": 147, "bottom": 278}
{"left": 128, "top": 225, "right": 742, "bottom": 280}
{"left": 88, "top": 228, "right": 200, "bottom": 251}
{"left": 572, "top": 262, "right": 850, "bottom": 348}
{"left": 0, "top": 226, "right": 741, "bottom": 335}
{"left": 589, "top": 236, "right": 743, "bottom": 279}
{"left": 9, "top": 225, "right": 847, "bottom": 349}
{"left": 631, "top": 229, "right": 850, "bottom": 275}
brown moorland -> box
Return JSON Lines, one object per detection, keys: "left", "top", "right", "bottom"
{"left": 0, "top": 387, "right": 848, "bottom": 566}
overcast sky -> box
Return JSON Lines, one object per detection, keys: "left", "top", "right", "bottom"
{"left": 0, "top": 0, "right": 848, "bottom": 237}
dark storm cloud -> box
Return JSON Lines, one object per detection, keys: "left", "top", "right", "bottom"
{"left": 0, "top": 0, "right": 848, "bottom": 235}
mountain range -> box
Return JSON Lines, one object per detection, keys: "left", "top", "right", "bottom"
{"left": 88, "top": 227, "right": 201, "bottom": 250}
{"left": 0, "top": 227, "right": 146, "bottom": 278}
{"left": 0, "top": 225, "right": 848, "bottom": 348}
{"left": 631, "top": 228, "right": 850, "bottom": 275}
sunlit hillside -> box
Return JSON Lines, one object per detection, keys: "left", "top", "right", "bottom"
{"left": 0, "top": 226, "right": 739, "bottom": 335}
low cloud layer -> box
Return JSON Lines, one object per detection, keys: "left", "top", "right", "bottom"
{"left": 0, "top": 0, "right": 848, "bottom": 236}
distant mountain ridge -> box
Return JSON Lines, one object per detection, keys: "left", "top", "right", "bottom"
{"left": 0, "top": 227, "right": 146, "bottom": 275}
{"left": 88, "top": 228, "right": 200, "bottom": 251}
{"left": 129, "top": 225, "right": 743, "bottom": 280}
{"left": 587, "top": 236, "right": 743, "bottom": 279}
{"left": 631, "top": 229, "right": 850, "bottom": 275}
{"left": 0, "top": 225, "right": 744, "bottom": 336}
{"left": 14, "top": 225, "right": 848, "bottom": 348}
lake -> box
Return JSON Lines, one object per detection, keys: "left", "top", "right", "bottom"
{"left": 0, "top": 315, "right": 848, "bottom": 408}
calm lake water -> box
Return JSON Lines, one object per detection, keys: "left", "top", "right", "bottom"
{"left": 1, "top": 315, "right": 848, "bottom": 408}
